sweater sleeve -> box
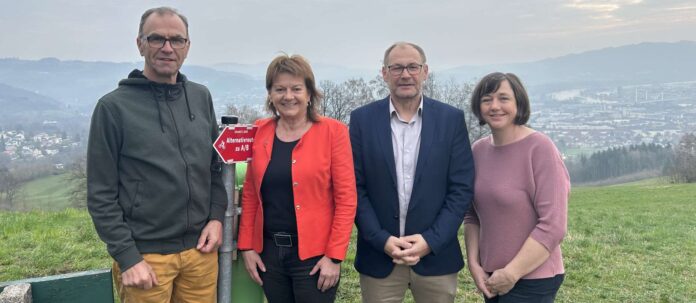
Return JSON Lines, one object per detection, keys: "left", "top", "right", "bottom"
{"left": 463, "top": 203, "right": 480, "bottom": 226}
{"left": 324, "top": 121, "right": 358, "bottom": 260}
{"left": 529, "top": 137, "right": 570, "bottom": 253}
{"left": 86, "top": 101, "right": 142, "bottom": 272}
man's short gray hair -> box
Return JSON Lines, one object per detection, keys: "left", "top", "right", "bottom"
{"left": 383, "top": 42, "right": 427, "bottom": 66}
{"left": 138, "top": 7, "right": 189, "bottom": 38}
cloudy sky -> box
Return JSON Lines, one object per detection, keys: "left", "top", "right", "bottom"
{"left": 1, "top": 0, "right": 695, "bottom": 69}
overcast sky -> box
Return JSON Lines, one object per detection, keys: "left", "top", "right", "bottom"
{"left": 1, "top": 0, "right": 695, "bottom": 70}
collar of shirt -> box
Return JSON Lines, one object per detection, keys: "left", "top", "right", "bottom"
{"left": 389, "top": 96, "right": 424, "bottom": 123}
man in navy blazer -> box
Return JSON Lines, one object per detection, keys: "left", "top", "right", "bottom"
{"left": 349, "top": 42, "right": 475, "bottom": 302}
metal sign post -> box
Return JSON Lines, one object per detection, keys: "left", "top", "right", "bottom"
{"left": 217, "top": 115, "right": 238, "bottom": 303}
{"left": 214, "top": 116, "right": 259, "bottom": 303}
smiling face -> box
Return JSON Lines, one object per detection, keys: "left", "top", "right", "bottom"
{"left": 382, "top": 44, "right": 429, "bottom": 104}
{"left": 137, "top": 12, "right": 189, "bottom": 84}
{"left": 268, "top": 73, "right": 310, "bottom": 121}
{"left": 480, "top": 80, "right": 518, "bottom": 131}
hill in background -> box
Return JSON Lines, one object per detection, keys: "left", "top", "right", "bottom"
{"left": 439, "top": 41, "right": 696, "bottom": 88}
{"left": 0, "top": 83, "right": 62, "bottom": 112}
{"left": 0, "top": 58, "right": 262, "bottom": 113}
{"left": 0, "top": 82, "right": 82, "bottom": 129}
{"left": 0, "top": 40, "right": 694, "bottom": 134}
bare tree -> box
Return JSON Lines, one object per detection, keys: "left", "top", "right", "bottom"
{"left": 66, "top": 155, "right": 87, "bottom": 208}
{"left": 225, "top": 104, "right": 265, "bottom": 124}
{"left": 422, "top": 74, "right": 441, "bottom": 100}
{"left": 426, "top": 76, "right": 490, "bottom": 143}
{"left": 321, "top": 78, "right": 375, "bottom": 124}
{"left": 669, "top": 133, "right": 696, "bottom": 183}
{"left": 343, "top": 78, "right": 374, "bottom": 114}
{"left": 465, "top": 115, "right": 491, "bottom": 143}
{"left": 0, "top": 167, "right": 22, "bottom": 210}
{"left": 367, "top": 75, "right": 389, "bottom": 100}
{"left": 320, "top": 80, "right": 353, "bottom": 123}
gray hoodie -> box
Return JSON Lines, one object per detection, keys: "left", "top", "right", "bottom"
{"left": 87, "top": 69, "right": 227, "bottom": 271}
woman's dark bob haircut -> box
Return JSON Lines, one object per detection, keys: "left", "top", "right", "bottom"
{"left": 470, "top": 72, "right": 530, "bottom": 126}
{"left": 265, "top": 54, "right": 323, "bottom": 122}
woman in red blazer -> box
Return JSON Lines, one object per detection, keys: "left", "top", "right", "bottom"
{"left": 237, "top": 54, "right": 357, "bottom": 303}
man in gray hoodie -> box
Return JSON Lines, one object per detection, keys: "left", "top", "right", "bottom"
{"left": 87, "top": 7, "right": 227, "bottom": 302}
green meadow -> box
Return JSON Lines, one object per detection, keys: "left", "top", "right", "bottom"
{"left": 1, "top": 177, "right": 695, "bottom": 302}
{"left": 13, "top": 173, "right": 73, "bottom": 210}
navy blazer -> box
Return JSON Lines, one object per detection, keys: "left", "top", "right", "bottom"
{"left": 350, "top": 96, "right": 475, "bottom": 278}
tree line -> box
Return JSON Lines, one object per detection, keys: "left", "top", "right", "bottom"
{"left": 564, "top": 133, "right": 696, "bottom": 184}
{"left": 565, "top": 143, "right": 673, "bottom": 183}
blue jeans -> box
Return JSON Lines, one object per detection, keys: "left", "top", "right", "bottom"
{"left": 484, "top": 274, "right": 564, "bottom": 303}
{"left": 259, "top": 235, "right": 338, "bottom": 303}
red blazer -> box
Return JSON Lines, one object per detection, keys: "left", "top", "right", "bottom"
{"left": 237, "top": 117, "right": 357, "bottom": 260}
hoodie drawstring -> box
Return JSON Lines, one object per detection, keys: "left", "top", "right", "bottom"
{"left": 147, "top": 77, "right": 194, "bottom": 133}
{"left": 149, "top": 84, "right": 166, "bottom": 133}
{"left": 183, "top": 84, "right": 195, "bottom": 122}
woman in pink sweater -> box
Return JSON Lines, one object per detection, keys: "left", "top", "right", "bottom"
{"left": 464, "top": 72, "right": 570, "bottom": 303}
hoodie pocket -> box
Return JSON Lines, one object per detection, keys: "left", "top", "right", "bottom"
{"left": 119, "top": 180, "right": 141, "bottom": 220}
{"left": 131, "top": 181, "right": 143, "bottom": 218}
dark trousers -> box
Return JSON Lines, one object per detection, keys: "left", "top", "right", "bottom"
{"left": 259, "top": 234, "right": 338, "bottom": 303}
{"left": 484, "top": 274, "right": 564, "bottom": 303}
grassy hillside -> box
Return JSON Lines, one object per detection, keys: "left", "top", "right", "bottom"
{"left": 1, "top": 182, "right": 695, "bottom": 302}
{"left": 562, "top": 182, "right": 695, "bottom": 302}
{"left": 19, "top": 173, "right": 73, "bottom": 210}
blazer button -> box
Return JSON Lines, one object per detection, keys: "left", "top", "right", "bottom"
{"left": 295, "top": 205, "right": 301, "bottom": 210}
{"left": 293, "top": 182, "right": 298, "bottom": 187}
{"left": 393, "top": 215, "right": 399, "bottom": 219}
{"left": 292, "top": 159, "right": 297, "bottom": 164}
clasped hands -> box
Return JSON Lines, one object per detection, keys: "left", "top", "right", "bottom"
{"left": 384, "top": 234, "right": 430, "bottom": 266}
{"left": 469, "top": 263, "right": 520, "bottom": 298}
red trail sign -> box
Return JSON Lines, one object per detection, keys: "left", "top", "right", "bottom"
{"left": 213, "top": 125, "right": 257, "bottom": 163}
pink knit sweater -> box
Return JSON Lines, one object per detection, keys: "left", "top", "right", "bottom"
{"left": 464, "top": 132, "right": 570, "bottom": 279}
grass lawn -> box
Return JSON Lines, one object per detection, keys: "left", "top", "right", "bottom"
{"left": 1, "top": 182, "right": 695, "bottom": 302}
{"left": 561, "top": 183, "right": 696, "bottom": 302}
{"left": 0, "top": 208, "right": 109, "bottom": 280}
{"left": 17, "top": 173, "right": 73, "bottom": 210}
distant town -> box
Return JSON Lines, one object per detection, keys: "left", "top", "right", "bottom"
{"left": 0, "top": 122, "right": 80, "bottom": 165}
{"left": 532, "top": 81, "right": 696, "bottom": 155}
{"left": 3, "top": 81, "right": 696, "bottom": 164}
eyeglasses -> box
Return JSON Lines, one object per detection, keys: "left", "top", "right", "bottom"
{"left": 143, "top": 34, "right": 189, "bottom": 49}
{"left": 386, "top": 64, "right": 423, "bottom": 76}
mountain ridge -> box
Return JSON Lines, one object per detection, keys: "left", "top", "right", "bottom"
{"left": 0, "top": 40, "right": 694, "bottom": 113}
{"left": 438, "top": 40, "right": 696, "bottom": 86}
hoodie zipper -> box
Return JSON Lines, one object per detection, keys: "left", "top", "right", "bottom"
{"left": 164, "top": 93, "right": 192, "bottom": 236}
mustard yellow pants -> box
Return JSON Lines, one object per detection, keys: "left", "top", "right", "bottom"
{"left": 112, "top": 248, "right": 218, "bottom": 303}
